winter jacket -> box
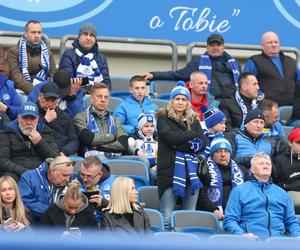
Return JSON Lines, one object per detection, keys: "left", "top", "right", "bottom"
{"left": 156, "top": 109, "right": 207, "bottom": 198}
{"left": 262, "top": 121, "right": 285, "bottom": 137}
{"left": 0, "top": 75, "right": 22, "bottom": 120}
{"left": 59, "top": 40, "right": 111, "bottom": 89}
{"left": 0, "top": 110, "right": 10, "bottom": 131}
{"left": 101, "top": 204, "right": 151, "bottom": 233}
{"left": 225, "top": 129, "right": 288, "bottom": 169}
{"left": 39, "top": 194, "right": 98, "bottom": 229}
{"left": 37, "top": 105, "right": 79, "bottom": 156}
{"left": 0, "top": 120, "right": 59, "bottom": 179}
{"left": 7, "top": 44, "right": 56, "bottom": 94}
{"left": 0, "top": 46, "right": 9, "bottom": 77}
{"left": 73, "top": 107, "right": 128, "bottom": 154}
{"left": 27, "top": 81, "right": 85, "bottom": 118}
{"left": 224, "top": 179, "right": 300, "bottom": 239}
{"left": 114, "top": 95, "right": 158, "bottom": 135}
{"left": 152, "top": 53, "right": 240, "bottom": 99}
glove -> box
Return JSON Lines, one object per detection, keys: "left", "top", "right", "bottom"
{"left": 188, "top": 137, "right": 203, "bottom": 153}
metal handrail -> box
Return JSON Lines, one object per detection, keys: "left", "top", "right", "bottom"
{"left": 60, "top": 35, "right": 178, "bottom": 70}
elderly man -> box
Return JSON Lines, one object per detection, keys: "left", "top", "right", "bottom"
{"left": 7, "top": 20, "right": 56, "bottom": 94}
{"left": 244, "top": 31, "right": 300, "bottom": 106}
{"left": 74, "top": 83, "right": 128, "bottom": 157}
{"left": 59, "top": 22, "right": 111, "bottom": 89}
{"left": 226, "top": 108, "right": 287, "bottom": 168}
{"left": 219, "top": 72, "right": 261, "bottom": 131}
{"left": 144, "top": 34, "right": 241, "bottom": 100}
{"left": 0, "top": 101, "right": 59, "bottom": 180}
{"left": 224, "top": 152, "right": 300, "bottom": 239}
{"left": 18, "top": 155, "right": 74, "bottom": 221}
{"left": 197, "top": 134, "right": 248, "bottom": 220}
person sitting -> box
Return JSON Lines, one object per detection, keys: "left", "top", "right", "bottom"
{"left": 59, "top": 22, "right": 111, "bottom": 89}
{"left": 186, "top": 71, "right": 219, "bottom": 120}
{"left": 114, "top": 75, "right": 158, "bottom": 135}
{"left": 224, "top": 153, "right": 300, "bottom": 240}
{"left": 18, "top": 156, "right": 74, "bottom": 222}
{"left": 36, "top": 81, "right": 79, "bottom": 156}
{"left": 244, "top": 31, "right": 300, "bottom": 106}
{"left": 219, "top": 72, "right": 261, "bottom": 131}
{"left": 6, "top": 20, "right": 56, "bottom": 94}
{"left": 261, "top": 99, "right": 285, "bottom": 137}
{"left": 197, "top": 134, "right": 248, "bottom": 220}
{"left": 39, "top": 183, "right": 98, "bottom": 234}
{"left": 101, "top": 176, "right": 151, "bottom": 234}
{"left": 144, "top": 34, "right": 241, "bottom": 100}
{"left": 0, "top": 176, "right": 32, "bottom": 233}
{"left": 74, "top": 83, "right": 128, "bottom": 158}
{"left": 0, "top": 101, "right": 59, "bottom": 181}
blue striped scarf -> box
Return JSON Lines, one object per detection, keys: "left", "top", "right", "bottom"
{"left": 19, "top": 36, "right": 49, "bottom": 85}
{"left": 75, "top": 48, "right": 103, "bottom": 85}
{"left": 173, "top": 151, "right": 203, "bottom": 198}
{"left": 198, "top": 51, "right": 240, "bottom": 92}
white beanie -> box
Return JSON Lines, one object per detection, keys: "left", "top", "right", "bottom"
{"left": 138, "top": 113, "right": 157, "bottom": 130}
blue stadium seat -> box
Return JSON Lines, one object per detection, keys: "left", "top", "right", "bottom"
{"left": 149, "top": 80, "right": 177, "bottom": 99}
{"left": 144, "top": 208, "right": 165, "bottom": 232}
{"left": 278, "top": 106, "right": 293, "bottom": 125}
{"left": 138, "top": 186, "right": 160, "bottom": 210}
{"left": 110, "top": 90, "right": 130, "bottom": 100}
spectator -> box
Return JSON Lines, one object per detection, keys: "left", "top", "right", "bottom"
{"left": 224, "top": 153, "right": 300, "bottom": 239}
{"left": 197, "top": 134, "right": 248, "bottom": 220}
{"left": 74, "top": 83, "right": 128, "bottom": 157}
{"left": 0, "top": 176, "right": 31, "bottom": 233}
{"left": 186, "top": 71, "right": 219, "bottom": 120}
{"left": 156, "top": 81, "right": 207, "bottom": 229}
{"left": 244, "top": 31, "right": 300, "bottom": 106}
{"left": 28, "top": 70, "right": 84, "bottom": 118}
{"left": 0, "top": 111, "right": 10, "bottom": 131}
{"left": 36, "top": 81, "right": 79, "bottom": 156}
{"left": 114, "top": 75, "right": 158, "bottom": 135}
{"left": 226, "top": 108, "right": 287, "bottom": 168}
{"left": 219, "top": 72, "right": 261, "bottom": 131}
{"left": 0, "top": 101, "right": 59, "bottom": 180}
{"left": 0, "top": 46, "right": 9, "bottom": 77}
{"left": 39, "top": 183, "right": 98, "bottom": 233}
{"left": 59, "top": 22, "right": 111, "bottom": 89}
{"left": 6, "top": 20, "right": 56, "bottom": 94}
{"left": 144, "top": 34, "right": 241, "bottom": 100}
{"left": 18, "top": 156, "right": 74, "bottom": 221}
{"left": 101, "top": 176, "right": 151, "bottom": 233}
{"left": 261, "top": 99, "right": 285, "bottom": 137}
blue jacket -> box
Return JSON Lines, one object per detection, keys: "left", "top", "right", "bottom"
{"left": 0, "top": 75, "right": 21, "bottom": 120}
{"left": 262, "top": 121, "right": 285, "bottom": 137}
{"left": 113, "top": 95, "right": 158, "bottom": 135}
{"left": 59, "top": 40, "right": 111, "bottom": 89}
{"left": 224, "top": 179, "right": 300, "bottom": 239}
{"left": 27, "top": 81, "right": 84, "bottom": 118}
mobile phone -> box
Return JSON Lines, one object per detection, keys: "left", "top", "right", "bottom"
{"left": 3, "top": 218, "right": 15, "bottom": 227}
{"left": 82, "top": 190, "right": 100, "bottom": 200}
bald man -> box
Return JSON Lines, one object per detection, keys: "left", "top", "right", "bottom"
{"left": 244, "top": 31, "right": 300, "bottom": 106}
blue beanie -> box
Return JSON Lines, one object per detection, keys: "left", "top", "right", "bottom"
{"left": 138, "top": 113, "right": 157, "bottom": 130}
{"left": 204, "top": 107, "right": 226, "bottom": 128}
{"left": 170, "top": 81, "right": 191, "bottom": 101}
{"left": 210, "top": 133, "right": 232, "bottom": 156}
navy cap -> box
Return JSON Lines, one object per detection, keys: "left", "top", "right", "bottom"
{"left": 19, "top": 101, "right": 39, "bottom": 117}
{"left": 41, "top": 81, "right": 60, "bottom": 98}
{"left": 207, "top": 34, "right": 224, "bottom": 45}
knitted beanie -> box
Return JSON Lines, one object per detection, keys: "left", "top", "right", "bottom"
{"left": 244, "top": 108, "right": 265, "bottom": 124}
{"left": 210, "top": 133, "right": 232, "bottom": 156}
{"left": 138, "top": 113, "right": 157, "bottom": 130}
{"left": 204, "top": 107, "right": 226, "bottom": 128}
{"left": 78, "top": 23, "right": 97, "bottom": 38}
{"left": 170, "top": 81, "right": 191, "bottom": 101}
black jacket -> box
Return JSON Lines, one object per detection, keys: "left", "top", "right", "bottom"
{"left": 101, "top": 205, "right": 151, "bottom": 233}
{"left": 39, "top": 106, "right": 79, "bottom": 156}
{"left": 0, "top": 120, "right": 59, "bottom": 179}
{"left": 156, "top": 109, "right": 207, "bottom": 198}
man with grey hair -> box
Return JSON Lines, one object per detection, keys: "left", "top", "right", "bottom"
{"left": 224, "top": 152, "right": 300, "bottom": 240}
{"left": 18, "top": 155, "right": 75, "bottom": 221}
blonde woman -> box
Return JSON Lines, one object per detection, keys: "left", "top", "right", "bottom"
{"left": 101, "top": 177, "right": 150, "bottom": 233}
{"left": 156, "top": 81, "right": 207, "bottom": 229}
{"left": 0, "top": 176, "right": 31, "bottom": 232}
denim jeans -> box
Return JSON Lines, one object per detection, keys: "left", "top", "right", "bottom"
{"left": 160, "top": 187, "right": 199, "bottom": 230}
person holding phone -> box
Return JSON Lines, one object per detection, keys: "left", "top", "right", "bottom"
{"left": 0, "top": 176, "right": 31, "bottom": 232}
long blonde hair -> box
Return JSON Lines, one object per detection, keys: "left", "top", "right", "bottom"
{"left": 103, "top": 177, "right": 139, "bottom": 214}
{"left": 0, "top": 176, "right": 30, "bottom": 225}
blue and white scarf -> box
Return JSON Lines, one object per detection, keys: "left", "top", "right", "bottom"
{"left": 207, "top": 157, "right": 244, "bottom": 212}
{"left": 173, "top": 151, "right": 203, "bottom": 198}
{"left": 75, "top": 48, "right": 103, "bottom": 85}
{"left": 235, "top": 90, "right": 258, "bottom": 130}
{"left": 199, "top": 51, "right": 240, "bottom": 92}
{"left": 19, "top": 36, "right": 50, "bottom": 86}
{"left": 85, "top": 106, "right": 117, "bottom": 152}
{"left": 202, "top": 128, "right": 217, "bottom": 158}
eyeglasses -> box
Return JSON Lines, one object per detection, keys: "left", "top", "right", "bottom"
{"left": 53, "top": 161, "right": 76, "bottom": 168}
{"left": 79, "top": 172, "right": 100, "bottom": 181}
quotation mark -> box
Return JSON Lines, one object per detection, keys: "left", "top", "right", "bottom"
{"left": 232, "top": 9, "right": 240, "bottom": 16}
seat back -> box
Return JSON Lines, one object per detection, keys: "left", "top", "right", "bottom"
{"left": 138, "top": 186, "right": 160, "bottom": 210}
{"left": 144, "top": 208, "right": 165, "bottom": 232}
{"left": 151, "top": 99, "right": 169, "bottom": 109}
{"left": 68, "top": 155, "right": 85, "bottom": 173}
{"left": 153, "top": 232, "right": 200, "bottom": 241}
{"left": 278, "top": 106, "right": 293, "bottom": 125}
{"left": 111, "top": 77, "right": 130, "bottom": 91}
{"left": 110, "top": 90, "right": 130, "bottom": 100}
{"left": 208, "top": 234, "right": 257, "bottom": 246}
{"left": 288, "top": 191, "right": 300, "bottom": 214}
{"left": 150, "top": 80, "right": 177, "bottom": 98}
{"left": 283, "top": 125, "right": 294, "bottom": 137}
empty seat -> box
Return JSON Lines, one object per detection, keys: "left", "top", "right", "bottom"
{"left": 138, "top": 186, "right": 160, "bottom": 210}
{"left": 278, "top": 106, "right": 293, "bottom": 125}
{"left": 151, "top": 99, "right": 169, "bottom": 109}
{"left": 111, "top": 77, "right": 130, "bottom": 91}
{"left": 144, "top": 208, "right": 165, "bottom": 232}
{"left": 149, "top": 80, "right": 177, "bottom": 98}
{"left": 153, "top": 232, "right": 200, "bottom": 241}
{"left": 208, "top": 234, "right": 257, "bottom": 246}
{"left": 110, "top": 90, "right": 130, "bottom": 100}
{"left": 288, "top": 191, "right": 300, "bottom": 214}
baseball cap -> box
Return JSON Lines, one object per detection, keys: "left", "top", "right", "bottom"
{"left": 19, "top": 101, "right": 39, "bottom": 117}
{"left": 207, "top": 34, "right": 224, "bottom": 45}
{"left": 40, "top": 81, "right": 60, "bottom": 98}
